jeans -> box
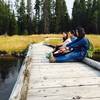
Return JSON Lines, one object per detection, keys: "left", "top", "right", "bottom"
{"left": 55, "top": 51, "right": 86, "bottom": 63}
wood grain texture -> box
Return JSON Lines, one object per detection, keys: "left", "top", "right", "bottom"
{"left": 25, "top": 43, "right": 100, "bottom": 100}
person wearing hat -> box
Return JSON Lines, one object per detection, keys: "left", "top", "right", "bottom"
{"left": 49, "top": 27, "right": 89, "bottom": 63}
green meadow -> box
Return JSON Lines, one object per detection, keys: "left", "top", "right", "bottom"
{"left": 0, "top": 34, "right": 100, "bottom": 55}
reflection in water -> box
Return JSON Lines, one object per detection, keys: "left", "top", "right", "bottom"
{"left": 0, "top": 57, "right": 23, "bottom": 100}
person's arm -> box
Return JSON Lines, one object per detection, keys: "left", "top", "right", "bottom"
{"left": 67, "top": 38, "right": 85, "bottom": 49}
{"left": 66, "top": 39, "right": 79, "bottom": 47}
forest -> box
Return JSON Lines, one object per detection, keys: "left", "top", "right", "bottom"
{"left": 0, "top": 0, "right": 100, "bottom": 35}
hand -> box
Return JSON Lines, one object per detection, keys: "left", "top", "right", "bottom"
{"left": 66, "top": 47, "right": 69, "bottom": 50}
{"left": 60, "top": 48, "right": 66, "bottom": 52}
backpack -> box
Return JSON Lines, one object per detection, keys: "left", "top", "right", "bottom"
{"left": 87, "top": 39, "right": 94, "bottom": 58}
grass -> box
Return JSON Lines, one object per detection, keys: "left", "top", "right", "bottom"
{"left": 86, "top": 35, "right": 100, "bottom": 52}
{"left": 0, "top": 35, "right": 45, "bottom": 54}
{"left": 0, "top": 34, "right": 63, "bottom": 55}
{"left": 0, "top": 34, "right": 100, "bottom": 55}
{"left": 45, "top": 38, "right": 63, "bottom": 46}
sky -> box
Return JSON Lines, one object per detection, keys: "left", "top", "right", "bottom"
{"left": 66, "top": 0, "right": 75, "bottom": 17}
{"left": 6, "top": 0, "right": 75, "bottom": 17}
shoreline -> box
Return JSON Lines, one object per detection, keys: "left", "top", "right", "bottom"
{"left": 0, "top": 51, "right": 26, "bottom": 59}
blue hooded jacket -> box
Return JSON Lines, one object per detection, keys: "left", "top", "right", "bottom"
{"left": 67, "top": 37, "right": 89, "bottom": 57}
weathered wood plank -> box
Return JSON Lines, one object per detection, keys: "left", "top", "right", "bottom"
{"left": 29, "top": 63, "right": 100, "bottom": 79}
{"left": 26, "top": 43, "right": 100, "bottom": 100}
{"left": 31, "top": 63, "right": 100, "bottom": 72}
{"left": 28, "top": 96, "right": 100, "bottom": 100}
{"left": 28, "top": 77, "right": 100, "bottom": 89}
{"left": 28, "top": 85, "right": 100, "bottom": 98}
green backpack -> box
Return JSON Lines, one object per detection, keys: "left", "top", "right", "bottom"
{"left": 87, "top": 39, "right": 94, "bottom": 58}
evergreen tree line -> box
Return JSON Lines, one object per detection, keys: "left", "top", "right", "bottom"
{"left": 72, "top": 0, "right": 100, "bottom": 34}
{"left": 0, "top": 0, "right": 100, "bottom": 35}
{"left": 0, "top": 0, "right": 17, "bottom": 35}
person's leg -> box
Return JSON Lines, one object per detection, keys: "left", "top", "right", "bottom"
{"left": 53, "top": 51, "right": 67, "bottom": 57}
{"left": 55, "top": 51, "right": 83, "bottom": 63}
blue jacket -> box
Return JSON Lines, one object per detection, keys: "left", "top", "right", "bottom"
{"left": 67, "top": 37, "right": 89, "bottom": 56}
{"left": 70, "top": 36, "right": 77, "bottom": 41}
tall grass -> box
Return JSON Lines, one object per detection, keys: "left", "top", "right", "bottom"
{"left": 86, "top": 35, "right": 100, "bottom": 52}
{"left": 0, "top": 34, "right": 100, "bottom": 54}
{"left": 0, "top": 35, "right": 44, "bottom": 54}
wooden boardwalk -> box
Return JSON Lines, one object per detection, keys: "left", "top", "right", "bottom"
{"left": 26, "top": 43, "right": 100, "bottom": 100}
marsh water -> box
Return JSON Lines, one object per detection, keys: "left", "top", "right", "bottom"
{"left": 0, "top": 57, "right": 23, "bottom": 100}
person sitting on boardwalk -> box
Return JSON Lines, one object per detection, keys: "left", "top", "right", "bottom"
{"left": 45, "top": 32, "right": 68, "bottom": 49}
{"left": 46, "top": 32, "right": 71, "bottom": 58}
{"left": 51, "top": 32, "right": 70, "bottom": 49}
{"left": 52, "top": 31, "right": 77, "bottom": 56}
{"left": 49, "top": 27, "right": 89, "bottom": 63}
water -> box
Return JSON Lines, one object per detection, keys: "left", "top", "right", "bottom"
{"left": 0, "top": 56, "right": 23, "bottom": 100}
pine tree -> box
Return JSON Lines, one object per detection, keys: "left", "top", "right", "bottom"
{"left": 55, "top": 0, "right": 61, "bottom": 32}
{"left": 34, "top": 0, "right": 41, "bottom": 33}
{"left": 7, "top": 0, "right": 18, "bottom": 35}
{"left": 91, "top": 0, "right": 98, "bottom": 33}
{"left": 55, "top": 0, "right": 70, "bottom": 33}
{"left": 72, "top": 0, "right": 87, "bottom": 29}
{"left": 0, "top": 0, "right": 17, "bottom": 35}
{"left": 9, "top": 11, "right": 18, "bottom": 35}
{"left": 79, "top": 0, "right": 87, "bottom": 27}
{"left": 17, "top": 0, "right": 27, "bottom": 34}
{"left": 50, "top": 0, "right": 56, "bottom": 33}
{"left": 72, "top": 0, "right": 99, "bottom": 34}
{"left": 42, "top": 0, "right": 51, "bottom": 33}
{"left": 86, "top": 0, "right": 98, "bottom": 34}
{"left": 4, "top": 0, "right": 11, "bottom": 34}
{"left": 27, "top": 0, "right": 32, "bottom": 34}
{"left": 85, "top": 0, "right": 92, "bottom": 33}
{"left": 96, "top": 0, "right": 100, "bottom": 34}
{"left": 0, "top": 0, "right": 7, "bottom": 34}
{"left": 61, "top": 0, "right": 70, "bottom": 32}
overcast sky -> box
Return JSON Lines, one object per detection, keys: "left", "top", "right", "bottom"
{"left": 66, "top": 0, "right": 75, "bottom": 17}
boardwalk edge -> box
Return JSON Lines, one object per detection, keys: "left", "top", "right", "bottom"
{"left": 83, "top": 57, "right": 100, "bottom": 70}
{"left": 9, "top": 44, "right": 33, "bottom": 100}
